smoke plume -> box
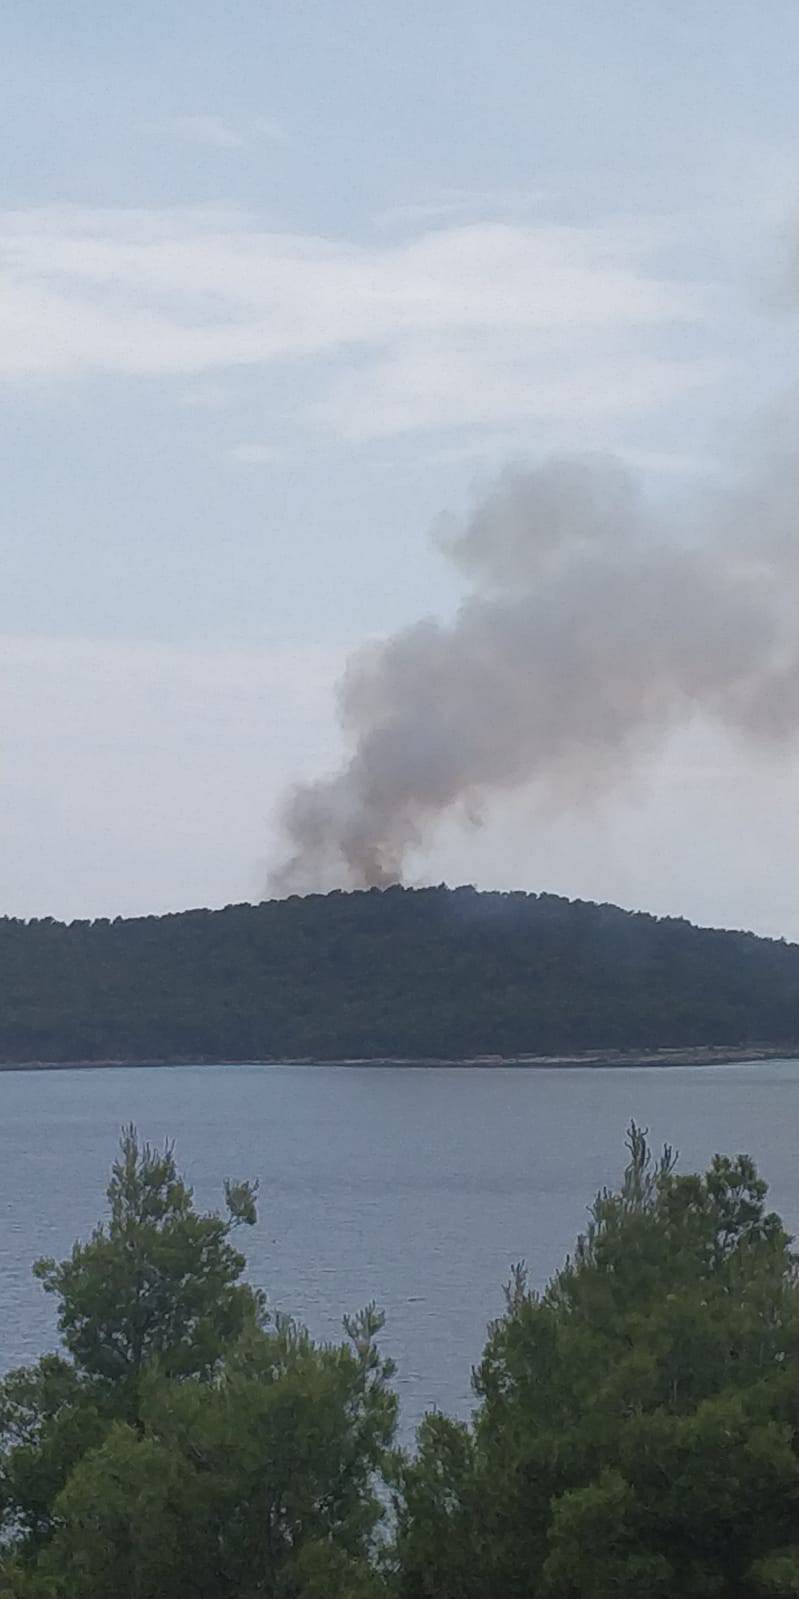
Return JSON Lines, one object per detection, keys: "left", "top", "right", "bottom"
{"left": 270, "top": 449, "right": 799, "bottom": 893}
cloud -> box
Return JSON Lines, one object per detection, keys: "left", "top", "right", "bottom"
{"left": 178, "top": 381, "right": 230, "bottom": 409}
{"left": 230, "top": 442, "right": 281, "bottom": 463}
{"left": 317, "top": 338, "right": 720, "bottom": 440}
{"left": 0, "top": 634, "right": 343, "bottom": 920}
{"left": 172, "top": 114, "right": 288, "bottom": 149}
{"left": 173, "top": 115, "right": 247, "bottom": 150}
{"left": 0, "top": 206, "right": 704, "bottom": 435}
{"left": 373, "top": 187, "right": 545, "bottom": 230}
{"left": 250, "top": 115, "right": 289, "bottom": 146}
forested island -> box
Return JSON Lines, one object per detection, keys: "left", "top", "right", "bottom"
{"left": 1, "top": 884, "right": 798, "bottom": 1065}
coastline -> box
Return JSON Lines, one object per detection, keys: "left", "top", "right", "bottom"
{"left": 0, "top": 1044, "right": 797, "bottom": 1073}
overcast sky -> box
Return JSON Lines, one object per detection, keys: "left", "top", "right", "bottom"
{"left": 3, "top": 1, "right": 799, "bottom": 936}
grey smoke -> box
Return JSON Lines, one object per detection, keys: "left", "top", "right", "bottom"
{"left": 271, "top": 451, "right": 799, "bottom": 893}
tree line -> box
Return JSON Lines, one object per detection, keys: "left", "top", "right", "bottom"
{"left": 2, "top": 1126, "right": 799, "bottom": 1595}
{"left": 1, "top": 884, "right": 798, "bottom": 1062}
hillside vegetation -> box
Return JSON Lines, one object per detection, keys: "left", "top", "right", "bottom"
{"left": 1, "top": 885, "right": 798, "bottom": 1063}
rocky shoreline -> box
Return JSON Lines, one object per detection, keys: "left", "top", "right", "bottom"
{"left": 0, "top": 1044, "right": 797, "bottom": 1072}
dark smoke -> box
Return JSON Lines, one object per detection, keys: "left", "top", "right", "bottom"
{"left": 270, "top": 451, "right": 799, "bottom": 893}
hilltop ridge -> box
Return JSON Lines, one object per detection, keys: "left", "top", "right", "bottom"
{"left": 0, "top": 885, "right": 797, "bottom": 1065}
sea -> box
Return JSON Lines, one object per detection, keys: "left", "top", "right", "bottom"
{"left": 2, "top": 1058, "right": 799, "bottom": 1439}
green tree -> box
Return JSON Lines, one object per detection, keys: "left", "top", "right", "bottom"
{"left": 0, "top": 1128, "right": 397, "bottom": 1599}
{"left": 34, "top": 1125, "right": 261, "bottom": 1406}
{"left": 395, "top": 1124, "right": 799, "bottom": 1599}
{"left": 0, "top": 1128, "right": 260, "bottom": 1564}
{"left": 0, "top": 1356, "right": 103, "bottom": 1552}
{"left": 28, "top": 1311, "right": 396, "bottom": 1599}
{"left": 13, "top": 1119, "right": 799, "bottom": 1598}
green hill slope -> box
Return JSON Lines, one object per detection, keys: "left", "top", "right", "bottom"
{"left": 0, "top": 885, "right": 798, "bottom": 1063}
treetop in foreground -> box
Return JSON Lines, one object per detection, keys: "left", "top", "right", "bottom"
{"left": 396, "top": 1124, "right": 799, "bottom": 1599}
{"left": 0, "top": 1128, "right": 396, "bottom": 1597}
{"left": 5, "top": 1124, "right": 799, "bottom": 1594}
{"left": 4, "top": 1124, "right": 799, "bottom": 1594}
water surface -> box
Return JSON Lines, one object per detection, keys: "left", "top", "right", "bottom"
{"left": 2, "top": 1060, "right": 798, "bottom": 1435}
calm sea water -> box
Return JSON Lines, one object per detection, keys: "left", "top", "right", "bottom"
{"left": 2, "top": 1060, "right": 799, "bottom": 1437}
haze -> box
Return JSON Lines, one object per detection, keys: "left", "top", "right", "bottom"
{"left": 4, "top": 1, "right": 799, "bottom": 938}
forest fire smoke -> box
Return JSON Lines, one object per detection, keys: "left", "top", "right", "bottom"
{"left": 271, "top": 450, "right": 799, "bottom": 893}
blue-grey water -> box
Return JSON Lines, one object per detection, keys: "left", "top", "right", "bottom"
{"left": 2, "top": 1060, "right": 799, "bottom": 1438}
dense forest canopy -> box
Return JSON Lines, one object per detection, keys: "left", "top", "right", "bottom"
{"left": 1, "top": 885, "right": 798, "bottom": 1062}
{"left": 5, "top": 1125, "right": 799, "bottom": 1596}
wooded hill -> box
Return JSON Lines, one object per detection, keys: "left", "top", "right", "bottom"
{"left": 1, "top": 885, "right": 798, "bottom": 1063}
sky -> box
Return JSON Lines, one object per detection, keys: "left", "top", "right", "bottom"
{"left": 3, "top": 0, "right": 799, "bottom": 936}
